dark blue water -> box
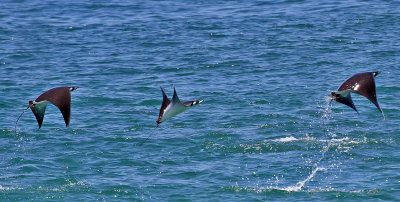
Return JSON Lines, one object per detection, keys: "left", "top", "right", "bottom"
{"left": 1, "top": 0, "right": 400, "bottom": 200}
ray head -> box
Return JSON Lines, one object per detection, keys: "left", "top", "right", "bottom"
{"left": 330, "top": 91, "right": 339, "bottom": 101}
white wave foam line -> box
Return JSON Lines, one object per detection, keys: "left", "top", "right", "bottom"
{"left": 280, "top": 134, "right": 335, "bottom": 191}
{"left": 285, "top": 130, "right": 338, "bottom": 192}
{"left": 275, "top": 100, "right": 358, "bottom": 192}
{"left": 0, "top": 185, "right": 15, "bottom": 191}
{"left": 331, "top": 137, "right": 360, "bottom": 144}
{"left": 270, "top": 136, "right": 318, "bottom": 143}
{"left": 272, "top": 136, "right": 298, "bottom": 142}
{"left": 270, "top": 136, "right": 361, "bottom": 145}
{"left": 270, "top": 136, "right": 342, "bottom": 144}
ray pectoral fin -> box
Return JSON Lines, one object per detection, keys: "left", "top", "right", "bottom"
{"left": 160, "top": 87, "right": 170, "bottom": 107}
{"left": 351, "top": 72, "right": 382, "bottom": 113}
{"left": 30, "top": 102, "right": 48, "bottom": 128}
{"left": 366, "top": 96, "right": 382, "bottom": 113}
{"left": 157, "top": 87, "right": 171, "bottom": 125}
{"left": 58, "top": 104, "right": 71, "bottom": 127}
{"left": 336, "top": 92, "right": 358, "bottom": 113}
{"left": 48, "top": 100, "right": 72, "bottom": 128}
{"left": 356, "top": 88, "right": 382, "bottom": 113}
{"left": 159, "top": 102, "right": 188, "bottom": 123}
{"left": 47, "top": 90, "right": 72, "bottom": 127}
{"left": 372, "top": 71, "right": 380, "bottom": 77}
{"left": 172, "top": 87, "right": 182, "bottom": 104}
{"left": 182, "top": 100, "right": 203, "bottom": 107}
{"left": 157, "top": 109, "right": 164, "bottom": 125}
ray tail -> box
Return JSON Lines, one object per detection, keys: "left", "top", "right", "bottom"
{"left": 157, "top": 87, "right": 171, "bottom": 125}
{"left": 137, "top": 125, "right": 159, "bottom": 146}
{"left": 14, "top": 106, "right": 30, "bottom": 135}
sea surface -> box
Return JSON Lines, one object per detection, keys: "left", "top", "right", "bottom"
{"left": 1, "top": 0, "right": 400, "bottom": 201}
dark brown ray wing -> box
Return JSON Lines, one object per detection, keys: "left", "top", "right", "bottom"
{"left": 35, "top": 87, "right": 72, "bottom": 127}
{"left": 157, "top": 87, "right": 170, "bottom": 125}
{"left": 338, "top": 72, "right": 382, "bottom": 112}
{"left": 335, "top": 91, "right": 358, "bottom": 114}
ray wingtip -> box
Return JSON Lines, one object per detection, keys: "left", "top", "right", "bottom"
{"left": 377, "top": 106, "right": 383, "bottom": 113}
{"left": 372, "top": 71, "right": 381, "bottom": 76}
{"left": 353, "top": 106, "right": 359, "bottom": 114}
{"left": 38, "top": 120, "right": 43, "bottom": 129}
{"left": 173, "top": 87, "right": 178, "bottom": 98}
{"left": 160, "top": 86, "right": 167, "bottom": 94}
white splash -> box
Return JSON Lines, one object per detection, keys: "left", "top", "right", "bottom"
{"left": 292, "top": 167, "right": 327, "bottom": 191}
{"left": 276, "top": 98, "right": 336, "bottom": 192}
{"left": 0, "top": 185, "right": 14, "bottom": 191}
{"left": 322, "top": 96, "right": 333, "bottom": 119}
{"left": 272, "top": 136, "right": 298, "bottom": 142}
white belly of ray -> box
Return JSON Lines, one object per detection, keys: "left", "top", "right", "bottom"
{"left": 337, "top": 90, "right": 351, "bottom": 97}
{"left": 160, "top": 101, "right": 188, "bottom": 123}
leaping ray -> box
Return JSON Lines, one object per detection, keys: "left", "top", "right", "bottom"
{"left": 15, "top": 86, "right": 78, "bottom": 132}
{"left": 137, "top": 87, "right": 203, "bottom": 145}
{"left": 157, "top": 87, "right": 203, "bottom": 126}
{"left": 330, "top": 71, "right": 383, "bottom": 114}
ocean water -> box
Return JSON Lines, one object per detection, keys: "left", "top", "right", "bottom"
{"left": 1, "top": 0, "right": 400, "bottom": 200}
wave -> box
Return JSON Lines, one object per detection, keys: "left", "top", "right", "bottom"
{"left": 269, "top": 135, "right": 362, "bottom": 145}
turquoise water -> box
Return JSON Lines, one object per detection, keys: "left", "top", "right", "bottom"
{"left": 1, "top": 0, "right": 400, "bottom": 200}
